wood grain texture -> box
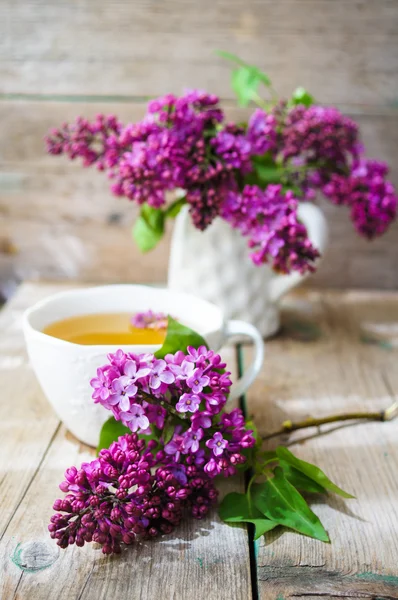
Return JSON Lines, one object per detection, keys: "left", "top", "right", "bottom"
{"left": 0, "top": 282, "right": 251, "bottom": 600}
{"left": 243, "top": 290, "right": 398, "bottom": 599}
{"left": 0, "top": 100, "right": 397, "bottom": 296}
{"left": 1, "top": 0, "right": 398, "bottom": 107}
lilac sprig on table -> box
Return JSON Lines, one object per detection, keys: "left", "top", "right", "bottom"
{"left": 90, "top": 346, "right": 254, "bottom": 477}
{"left": 46, "top": 53, "right": 397, "bottom": 275}
{"left": 49, "top": 317, "right": 354, "bottom": 555}
{"left": 49, "top": 433, "right": 218, "bottom": 554}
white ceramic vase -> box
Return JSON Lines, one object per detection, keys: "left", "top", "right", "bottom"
{"left": 168, "top": 203, "right": 328, "bottom": 338}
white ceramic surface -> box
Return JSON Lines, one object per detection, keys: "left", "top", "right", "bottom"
{"left": 23, "top": 285, "right": 264, "bottom": 447}
{"left": 168, "top": 203, "right": 328, "bottom": 337}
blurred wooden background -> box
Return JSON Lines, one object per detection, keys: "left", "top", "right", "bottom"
{"left": 0, "top": 0, "right": 397, "bottom": 299}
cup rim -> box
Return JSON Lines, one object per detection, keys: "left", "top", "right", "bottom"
{"left": 22, "top": 284, "right": 224, "bottom": 350}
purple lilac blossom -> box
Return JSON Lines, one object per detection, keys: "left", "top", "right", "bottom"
{"left": 322, "top": 159, "right": 397, "bottom": 238}
{"left": 131, "top": 310, "right": 169, "bottom": 330}
{"left": 282, "top": 105, "right": 359, "bottom": 164}
{"left": 221, "top": 185, "right": 320, "bottom": 273}
{"left": 90, "top": 348, "right": 254, "bottom": 477}
{"left": 49, "top": 433, "right": 218, "bottom": 554}
{"left": 46, "top": 92, "right": 398, "bottom": 270}
{"left": 247, "top": 109, "right": 278, "bottom": 155}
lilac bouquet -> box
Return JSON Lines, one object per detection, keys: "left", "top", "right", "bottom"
{"left": 49, "top": 318, "right": 353, "bottom": 555}
{"left": 46, "top": 53, "right": 397, "bottom": 275}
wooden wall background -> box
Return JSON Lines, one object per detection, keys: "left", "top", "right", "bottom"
{"left": 0, "top": 0, "right": 397, "bottom": 299}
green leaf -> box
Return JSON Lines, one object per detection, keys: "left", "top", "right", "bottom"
{"left": 276, "top": 447, "right": 354, "bottom": 499}
{"left": 162, "top": 417, "right": 176, "bottom": 445}
{"left": 216, "top": 49, "right": 247, "bottom": 66}
{"left": 231, "top": 67, "right": 259, "bottom": 107}
{"left": 249, "top": 66, "right": 271, "bottom": 87}
{"left": 291, "top": 86, "right": 314, "bottom": 107}
{"left": 254, "top": 163, "right": 283, "bottom": 184}
{"left": 97, "top": 417, "right": 131, "bottom": 454}
{"left": 218, "top": 492, "right": 278, "bottom": 540}
{"left": 217, "top": 50, "right": 271, "bottom": 85}
{"left": 252, "top": 468, "right": 330, "bottom": 542}
{"left": 132, "top": 205, "right": 165, "bottom": 253}
{"left": 165, "top": 197, "right": 186, "bottom": 218}
{"left": 219, "top": 492, "right": 251, "bottom": 522}
{"left": 155, "top": 316, "right": 208, "bottom": 359}
{"left": 280, "top": 462, "right": 325, "bottom": 494}
{"left": 250, "top": 519, "right": 278, "bottom": 540}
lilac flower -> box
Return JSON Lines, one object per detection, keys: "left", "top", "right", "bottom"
{"left": 46, "top": 114, "right": 124, "bottom": 169}
{"left": 145, "top": 403, "right": 167, "bottom": 429}
{"left": 190, "top": 412, "right": 212, "bottom": 431}
{"left": 168, "top": 359, "right": 195, "bottom": 380}
{"left": 149, "top": 359, "right": 175, "bottom": 390}
{"left": 107, "top": 349, "right": 127, "bottom": 368}
{"left": 220, "top": 408, "right": 245, "bottom": 429}
{"left": 49, "top": 434, "right": 211, "bottom": 554}
{"left": 108, "top": 359, "right": 151, "bottom": 410}
{"left": 221, "top": 185, "right": 320, "bottom": 273}
{"left": 186, "top": 345, "right": 212, "bottom": 363}
{"left": 211, "top": 125, "right": 252, "bottom": 173}
{"left": 120, "top": 404, "right": 149, "bottom": 432}
{"left": 186, "top": 368, "right": 210, "bottom": 394}
{"left": 131, "top": 310, "right": 169, "bottom": 330}
{"left": 90, "top": 367, "right": 117, "bottom": 402}
{"left": 182, "top": 428, "right": 203, "bottom": 453}
{"left": 206, "top": 432, "right": 228, "bottom": 457}
{"left": 164, "top": 427, "right": 184, "bottom": 461}
{"left": 176, "top": 393, "right": 201, "bottom": 413}
{"left": 48, "top": 92, "right": 397, "bottom": 272}
{"left": 282, "top": 105, "right": 359, "bottom": 164}
{"left": 90, "top": 347, "right": 231, "bottom": 433}
{"left": 247, "top": 109, "right": 277, "bottom": 155}
{"left": 110, "top": 378, "right": 136, "bottom": 411}
{"left": 322, "top": 159, "right": 397, "bottom": 238}
{"left": 204, "top": 458, "right": 221, "bottom": 476}
{"left": 205, "top": 392, "right": 227, "bottom": 413}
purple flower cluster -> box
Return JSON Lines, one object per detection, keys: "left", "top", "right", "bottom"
{"left": 46, "top": 114, "right": 123, "bottom": 170}
{"left": 131, "top": 310, "right": 169, "bottom": 330}
{"left": 322, "top": 159, "right": 397, "bottom": 238}
{"left": 247, "top": 109, "right": 278, "bottom": 155}
{"left": 90, "top": 347, "right": 254, "bottom": 478}
{"left": 46, "top": 90, "right": 397, "bottom": 274}
{"left": 49, "top": 433, "right": 218, "bottom": 554}
{"left": 281, "top": 105, "right": 359, "bottom": 164}
{"left": 46, "top": 92, "right": 243, "bottom": 227}
{"left": 50, "top": 345, "right": 256, "bottom": 554}
{"left": 247, "top": 105, "right": 397, "bottom": 239}
{"left": 222, "top": 185, "right": 320, "bottom": 273}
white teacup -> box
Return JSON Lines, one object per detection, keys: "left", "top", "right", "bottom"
{"left": 23, "top": 285, "right": 264, "bottom": 447}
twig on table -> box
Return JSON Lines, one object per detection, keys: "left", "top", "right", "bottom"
{"left": 261, "top": 401, "right": 398, "bottom": 441}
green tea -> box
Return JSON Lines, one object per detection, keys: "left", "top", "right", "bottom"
{"left": 43, "top": 313, "right": 166, "bottom": 345}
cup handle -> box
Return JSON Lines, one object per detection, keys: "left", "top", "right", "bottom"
{"left": 269, "top": 202, "right": 329, "bottom": 303}
{"left": 224, "top": 320, "right": 264, "bottom": 400}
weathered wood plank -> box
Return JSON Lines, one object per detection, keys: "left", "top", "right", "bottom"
{"left": 243, "top": 290, "right": 398, "bottom": 599}
{"left": 0, "top": 283, "right": 63, "bottom": 540}
{"left": 1, "top": 0, "right": 398, "bottom": 106}
{"left": 0, "top": 282, "right": 252, "bottom": 600}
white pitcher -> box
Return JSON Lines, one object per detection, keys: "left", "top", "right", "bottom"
{"left": 168, "top": 204, "right": 328, "bottom": 338}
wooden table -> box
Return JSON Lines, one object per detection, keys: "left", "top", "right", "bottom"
{"left": 1, "top": 283, "right": 397, "bottom": 600}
